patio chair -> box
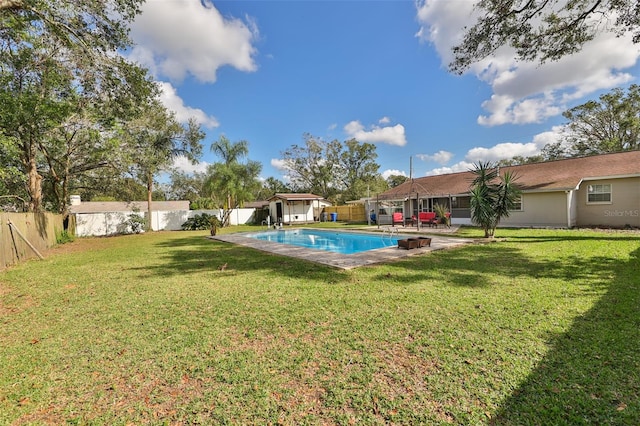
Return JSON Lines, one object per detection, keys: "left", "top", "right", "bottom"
{"left": 418, "top": 212, "right": 437, "bottom": 227}
{"left": 392, "top": 212, "right": 404, "bottom": 226}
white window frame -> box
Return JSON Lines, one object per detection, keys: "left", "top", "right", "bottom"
{"left": 510, "top": 195, "right": 523, "bottom": 211}
{"left": 587, "top": 183, "right": 612, "bottom": 204}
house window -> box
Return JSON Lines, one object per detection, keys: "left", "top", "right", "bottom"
{"left": 510, "top": 195, "right": 523, "bottom": 211}
{"left": 392, "top": 204, "right": 404, "bottom": 214}
{"left": 452, "top": 196, "right": 470, "bottom": 209}
{"left": 587, "top": 184, "right": 612, "bottom": 204}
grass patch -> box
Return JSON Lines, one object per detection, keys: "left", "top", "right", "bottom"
{"left": 1, "top": 228, "right": 638, "bottom": 424}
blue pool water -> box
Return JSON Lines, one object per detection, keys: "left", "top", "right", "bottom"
{"left": 245, "top": 228, "right": 400, "bottom": 255}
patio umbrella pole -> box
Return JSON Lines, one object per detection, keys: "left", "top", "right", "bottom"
{"left": 416, "top": 191, "right": 420, "bottom": 231}
{"left": 376, "top": 193, "right": 379, "bottom": 229}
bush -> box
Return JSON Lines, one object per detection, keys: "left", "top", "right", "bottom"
{"left": 182, "top": 213, "right": 216, "bottom": 231}
{"left": 209, "top": 215, "right": 222, "bottom": 235}
{"left": 56, "top": 230, "right": 75, "bottom": 244}
{"left": 434, "top": 202, "right": 450, "bottom": 225}
{"left": 127, "top": 213, "right": 146, "bottom": 234}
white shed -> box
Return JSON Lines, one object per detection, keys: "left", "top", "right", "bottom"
{"left": 267, "top": 193, "right": 331, "bottom": 225}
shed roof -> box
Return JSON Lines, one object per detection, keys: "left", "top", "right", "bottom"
{"left": 267, "top": 193, "right": 329, "bottom": 202}
{"left": 380, "top": 150, "right": 640, "bottom": 200}
{"left": 244, "top": 200, "right": 269, "bottom": 208}
{"left": 69, "top": 200, "right": 190, "bottom": 214}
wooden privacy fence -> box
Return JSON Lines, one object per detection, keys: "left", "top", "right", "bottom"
{"left": 0, "top": 212, "right": 63, "bottom": 269}
{"left": 323, "top": 204, "right": 366, "bottom": 222}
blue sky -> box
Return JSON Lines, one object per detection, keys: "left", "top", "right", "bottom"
{"left": 128, "top": 0, "right": 640, "bottom": 181}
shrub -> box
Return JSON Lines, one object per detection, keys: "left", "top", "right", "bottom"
{"left": 56, "top": 230, "right": 75, "bottom": 244}
{"left": 434, "top": 202, "right": 450, "bottom": 225}
{"left": 127, "top": 213, "right": 146, "bottom": 234}
{"left": 209, "top": 215, "right": 222, "bottom": 235}
{"left": 182, "top": 213, "right": 215, "bottom": 231}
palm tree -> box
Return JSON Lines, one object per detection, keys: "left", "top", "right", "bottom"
{"left": 204, "top": 136, "right": 261, "bottom": 226}
{"left": 210, "top": 136, "right": 249, "bottom": 165}
{"left": 469, "top": 162, "right": 521, "bottom": 238}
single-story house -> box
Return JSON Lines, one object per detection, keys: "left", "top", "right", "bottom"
{"left": 267, "top": 193, "right": 332, "bottom": 225}
{"left": 376, "top": 150, "right": 640, "bottom": 228}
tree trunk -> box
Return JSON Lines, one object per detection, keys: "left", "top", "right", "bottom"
{"left": 26, "top": 144, "right": 43, "bottom": 213}
{"left": 146, "top": 172, "right": 153, "bottom": 231}
{"left": 60, "top": 176, "right": 70, "bottom": 219}
{"left": 225, "top": 192, "right": 232, "bottom": 227}
{"left": 59, "top": 154, "right": 72, "bottom": 218}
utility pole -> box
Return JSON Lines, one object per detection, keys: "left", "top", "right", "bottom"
{"left": 409, "top": 156, "right": 413, "bottom": 180}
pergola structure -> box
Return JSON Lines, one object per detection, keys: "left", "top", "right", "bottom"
{"left": 374, "top": 179, "right": 462, "bottom": 228}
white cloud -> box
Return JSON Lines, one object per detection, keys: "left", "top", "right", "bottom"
{"left": 157, "top": 81, "right": 219, "bottom": 128}
{"left": 130, "top": 0, "right": 258, "bottom": 83}
{"left": 532, "top": 125, "right": 566, "bottom": 149}
{"left": 478, "top": 94, "right": 563, "bottom": 126}
{"left": 415, "top": 0, "right": 474, "bottom": 65}
{"left": 172, "top": 155, "right": 210, "bottom": 174}
{"left": 379, "top": 116, "right": 391, "bottom": 124}
{"left": 344, "top": 120, "right": 407, "bottom": 146}
{"left": 425, "top": 161, "right": 475, "bottom": 176}
{"left": 416, "top": 150, "right": 454, "bottom": 165}
{"left": 421, "top": 125, "right": 570, "bottom": 176}
{"left": 381, "top": 169, "right": 407, "bottom": 180}
{"left": 415, "top": 1, "right": 640, "bottom": 126}
{"left": 270, "top": 158, "right": 287, "bottom": 171}
{"left": 465, "top": 142, "right": 539, "bottom": 162}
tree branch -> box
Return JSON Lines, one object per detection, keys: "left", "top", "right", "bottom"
{"left": 0, "top": 0, "right": 23, "bottom": 11}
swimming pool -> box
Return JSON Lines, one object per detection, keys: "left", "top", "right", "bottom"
{"left": 244, "top": 228, "right": 400, "bottom": 255}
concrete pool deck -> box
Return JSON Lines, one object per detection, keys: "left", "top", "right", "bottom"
{"left": 209, "top": 226, "right": 473, "bottom": 270}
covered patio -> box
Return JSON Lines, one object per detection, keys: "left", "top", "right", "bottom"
{"left": 371, "top": 180, "right": 471, "bottom": 228}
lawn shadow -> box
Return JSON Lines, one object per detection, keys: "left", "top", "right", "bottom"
{"left": 373, "top": 242, "right": 614, "bottom": 289}
{"left": 373, "top": 244, "right": 525, "bottom": 288}
{"left": 498, "top": 232, "right": 640, "bottom": 243}
{"left": 489, "top": 245, "right": 640, "bottom": 424}
{"left": 129, "top": 233, "right": 348, "bottom": 283}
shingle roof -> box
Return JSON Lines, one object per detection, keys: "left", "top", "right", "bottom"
{"left": 379, "top": 150, "right": 640, "bottom": 200}
{"left": 243, "top": 200, "right": 269, "bottom": 208}
{"left": 69, "top": 200, "right": 190, "bottom": 214}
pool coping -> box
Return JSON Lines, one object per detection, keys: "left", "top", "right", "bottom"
{"left": 208, "top": 228, "right": 473, "bottom": 270}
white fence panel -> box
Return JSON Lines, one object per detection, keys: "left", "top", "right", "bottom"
{"left": 183, "top": 209, "right": 256, "bottom": 226}
{"left": 151, "top": 210, "right": 190, "bottom": 231}
{"left": 75, "top": 208, "right": 258, "bottom": 236}
{"left": 76, "top": 212, "right": 138, "bottom": 236}
{"left": 225, "top": 208, "right": 256, "bottom": 226}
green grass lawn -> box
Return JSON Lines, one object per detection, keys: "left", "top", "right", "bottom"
{"left": 1, "top": 227, "right": 638, "bottom": 425}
